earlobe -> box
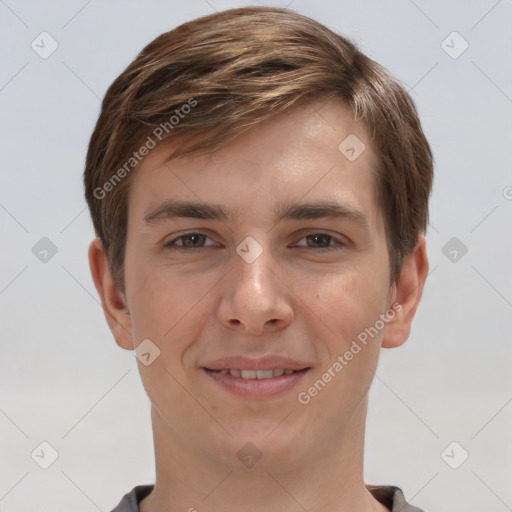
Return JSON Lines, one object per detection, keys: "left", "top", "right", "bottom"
{"left": 381, "top": 235, "right": 429, "bottom": 349}
{"left": 88, "top": 237, "right": 134, "bottom": 351}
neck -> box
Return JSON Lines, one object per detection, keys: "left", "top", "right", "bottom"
{"left": 140, "top": 396, "right": 388, "bottom": 512}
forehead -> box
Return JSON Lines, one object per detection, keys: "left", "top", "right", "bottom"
{"left": 127, "top": 97, "right": 381, "bottom": 230}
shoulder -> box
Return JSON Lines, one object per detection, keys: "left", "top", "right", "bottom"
{"left": 368, "top": 484, "right": 426, "bottom": 512}
{"left": 109, "top": 485, "right": 154, "bottom": 512}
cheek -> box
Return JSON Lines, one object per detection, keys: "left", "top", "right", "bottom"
{"left": 125, "top": 258, "right": 218, "bottom": 352}
{"left": 304, "top": 265, "right": 389, "bottom": 347}
{"left": 295, "top": 271, "right": 387, "bottom": 427}
{"left": 125, "top": 262, "right": 214, "bottom": 422}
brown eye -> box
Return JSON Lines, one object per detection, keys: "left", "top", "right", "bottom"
{"left": 294, "top": 232, "right": 345, "bottom": 250}
{"left": 165, "top": 233, "right": 215, "bottom": 249}
{"left": 305, "top": 233, "right": 332, "bottom": 248}
{"left": 179, "top": 234, "right": 207, "bottom": 247}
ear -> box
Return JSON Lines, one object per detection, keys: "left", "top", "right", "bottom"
{"left": 381, "top": 235, "right": 429, "bottom": 349}
{"left": 88, "top": 237, "right": 134, "bottom": 351}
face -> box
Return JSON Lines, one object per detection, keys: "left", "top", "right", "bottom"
{"left": 110, "top": 97, "right": 405, "bottom": 469}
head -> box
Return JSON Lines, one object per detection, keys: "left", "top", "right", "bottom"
{"left": 85, "top": 7, "right": 432, "bottom": 471}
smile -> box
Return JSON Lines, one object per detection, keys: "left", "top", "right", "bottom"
{"left": 208, "top": 368, "right": 299, "bottom": 379}
{"left": 202, "top": 367, "right": 310, "bottom": 397}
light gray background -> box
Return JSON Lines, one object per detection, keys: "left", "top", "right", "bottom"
{"left": 1, "top": 1, "right": 511, "bottom": 511}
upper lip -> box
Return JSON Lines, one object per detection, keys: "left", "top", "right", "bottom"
{"left": 202, "top": 355, "right": 311, "bottom": 371}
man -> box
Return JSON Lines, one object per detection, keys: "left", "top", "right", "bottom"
{"left": 85, "top": 6, "right": 432, "bottom": 512}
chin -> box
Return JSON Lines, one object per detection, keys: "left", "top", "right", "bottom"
{"left": 215, "top": 424, "right": 309, "bottom": 472}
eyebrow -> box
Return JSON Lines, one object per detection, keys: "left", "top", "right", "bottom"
{"left": 143, "top": 199, "right": 369, "bottom": 230}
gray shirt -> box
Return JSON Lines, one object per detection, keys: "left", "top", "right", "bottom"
{"left": 110, "top": 484, "right": 425, "bottom": 511}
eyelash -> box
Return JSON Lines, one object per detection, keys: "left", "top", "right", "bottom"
{"left": 164, "top": 232, "right": 346, "bottom": 251}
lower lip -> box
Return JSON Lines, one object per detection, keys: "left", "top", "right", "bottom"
{"left": 202, "top": 368, "right": 310, "bottom": 397}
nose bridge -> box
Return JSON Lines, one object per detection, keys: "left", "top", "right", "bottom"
{"left": 234, "top": 237, "right": 278, "bottom": 305}
{"left": 252, "top": 258, "right": 277, "bottom": 293}
{"left": 218, "top": 236, "right": 293, "bottom": 333}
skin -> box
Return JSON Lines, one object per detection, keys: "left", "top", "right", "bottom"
{"left": 89, "top": 97, "right": 428, "bottom": 512}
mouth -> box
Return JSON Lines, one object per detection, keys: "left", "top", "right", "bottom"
{"left": 205, "top": 368, "right": 306, "bottom": 379}
{"left": 201, "top": 366, "right": 310, "bottom": 397}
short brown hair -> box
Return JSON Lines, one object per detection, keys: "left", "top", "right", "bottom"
{"left": 84, "top": 6, "right": 433, "bottom": 292}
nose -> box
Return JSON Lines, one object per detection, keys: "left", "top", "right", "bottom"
{"left": 216, "top": 244, "right": 293, "bottom": 335}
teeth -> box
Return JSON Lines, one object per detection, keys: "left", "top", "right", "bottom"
{"left": 223, "top": 369, "right": 297, "bottom": 379}
{"left": 240, "top": 369, "right": 257, "bottom": 379}
{"left": 256, "top": 370, "right": 273, "bottom": 379}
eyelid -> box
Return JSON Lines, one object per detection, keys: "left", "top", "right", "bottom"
{"left": 164, "top": 231, "right": 219, "bottom": 248}
{"left": 292, "top": 231, "right": 348, "bottom": 249}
